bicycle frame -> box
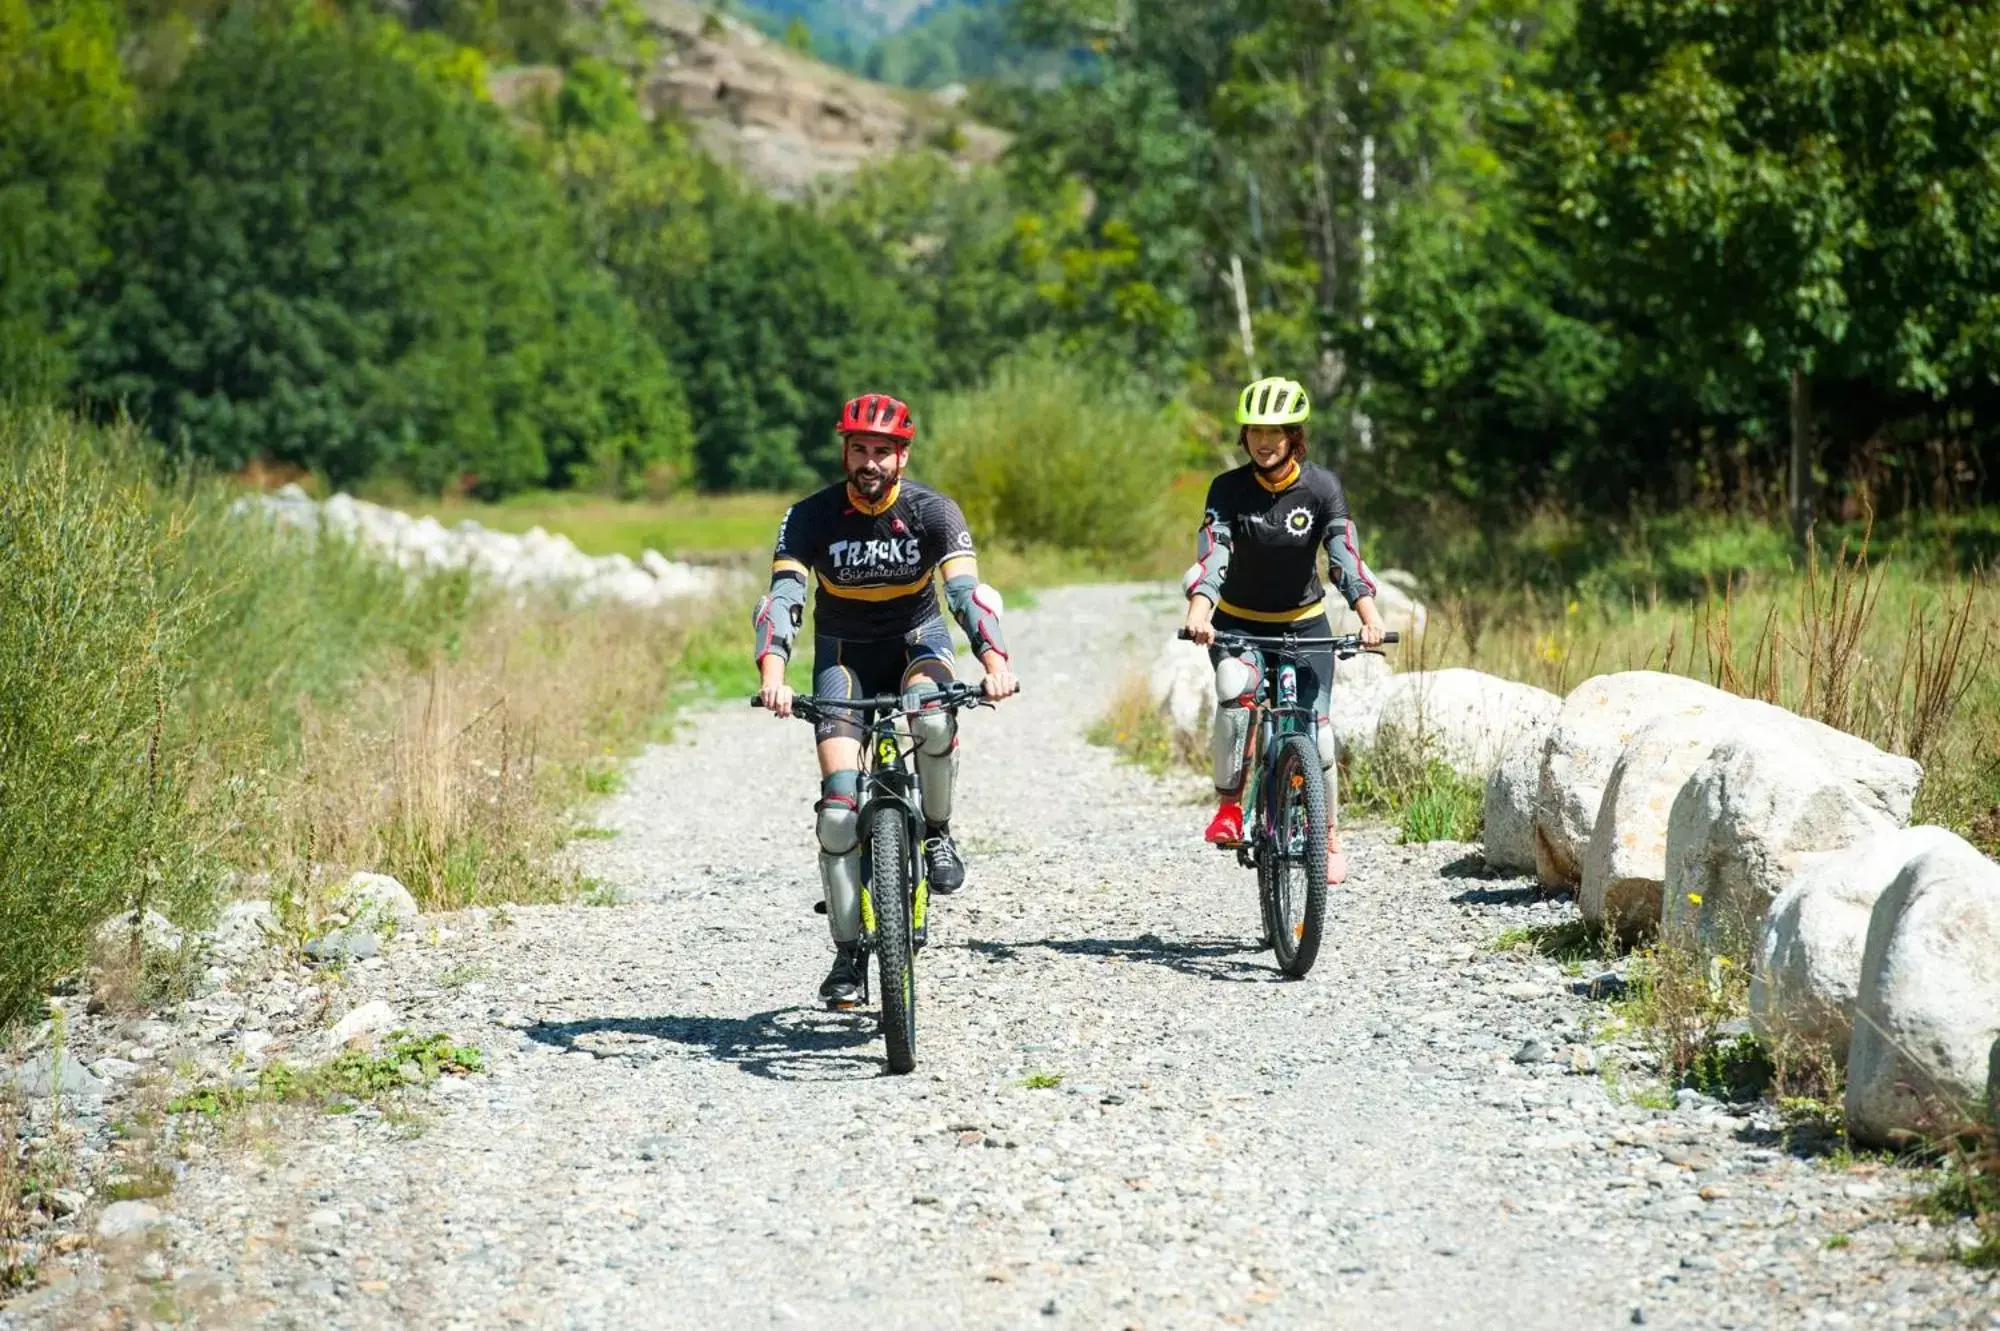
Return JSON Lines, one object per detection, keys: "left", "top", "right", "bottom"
{"left": 1236, "top": 648, "right": 1324, "bottom": 871}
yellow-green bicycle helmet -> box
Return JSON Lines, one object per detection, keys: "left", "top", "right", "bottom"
{"left": 1235, "top": 376, "right": 1311, "bottom": 426}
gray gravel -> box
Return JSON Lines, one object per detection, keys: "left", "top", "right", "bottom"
{"left": 13, "top": 583, "right": 1997, "bottom": 1329}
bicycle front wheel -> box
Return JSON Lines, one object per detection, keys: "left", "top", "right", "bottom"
{"left": 867, "top": 806, "right": 918, "bottom": 1073}
{"left": 1266, "top": 733, "right": 1329, "bottom": 977}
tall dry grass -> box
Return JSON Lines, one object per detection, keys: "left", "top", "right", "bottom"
{"left": 1402, "top": 531, "right": 1998, "bottom": 849}
{"left": 242, "top": 600, "right": 732, "bottom": 915}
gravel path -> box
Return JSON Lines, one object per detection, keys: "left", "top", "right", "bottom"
{"left": 14, "top": 584, "right": 1996, "bottom": 1329}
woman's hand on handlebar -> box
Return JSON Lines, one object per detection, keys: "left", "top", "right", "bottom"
{"left": 1183, "top": 595, "right": 1216, "bottom": 647}
{"left": 1355, "top": 596, "right": 1388, "bottom": 649}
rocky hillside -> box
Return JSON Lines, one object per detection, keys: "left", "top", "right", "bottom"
{"left": 495, "top": 0, "right": 1008, "bottom": 196}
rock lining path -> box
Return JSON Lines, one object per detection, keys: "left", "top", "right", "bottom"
{"left": 17, "top": 584, "right": 1995, "bottom": 1329}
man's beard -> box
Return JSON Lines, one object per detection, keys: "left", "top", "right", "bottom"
{"left": 847, "top": 464, "right": 892, "bottom": 498}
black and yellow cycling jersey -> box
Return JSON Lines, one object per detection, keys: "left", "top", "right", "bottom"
{"left": 767, "top": 479, "right": 977, "bottom": 641}
{"left": 1188, "top": 458, "right": 1377, "bottom": 623}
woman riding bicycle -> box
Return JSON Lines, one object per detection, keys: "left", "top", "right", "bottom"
{"left": 1182, "top": 376, "right": 1387, "bottom": 885}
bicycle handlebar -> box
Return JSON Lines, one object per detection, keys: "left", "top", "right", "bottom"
{"left": 1177, "top": 628, "right": 1401, "bottom": 653}
{"left": 750, "top": 679, "right": 1002, "bottom": 720}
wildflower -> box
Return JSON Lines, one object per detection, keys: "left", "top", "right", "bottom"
{"left": 1687, "top": 892, "right": 1703, "bottom": 905}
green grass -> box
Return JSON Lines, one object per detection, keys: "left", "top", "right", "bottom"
{"left": 1486, "top": 919, "right": 1611, "bottom": 970}
{"left": 1823, "top": 1233, "right": 1852, "bottom": 1250}
{"left": 1020, "top": 1071, "right": 1063, "bottom": 1090}
{"left": 169, "top": 1031, "right": 483, "bottom": 1117}
{"left": 1343, "top": 743, "right": 1486, "bottom": 844}
{"left": 383, "top": 489, "right": 792, "bottom": 560}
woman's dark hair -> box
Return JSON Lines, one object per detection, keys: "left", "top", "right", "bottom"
{"left": 1237, "top": 423, "right": 1309, "bottom": 463}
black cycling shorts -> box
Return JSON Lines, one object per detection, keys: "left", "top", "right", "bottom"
{"left": 809, "top": 619, "right": 956, "bottom": 743}
{"left": 1208, "top": 608, "right": 1334, "bottom": 719}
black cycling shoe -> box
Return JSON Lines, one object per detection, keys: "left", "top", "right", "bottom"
{"left": 818, "top": 943, "right": 865, "bottom": 1008}
{"left": 924, "top": 829, "right": 966, "bottom": 895}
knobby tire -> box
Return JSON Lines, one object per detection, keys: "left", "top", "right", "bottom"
{"left": 1267, "top": 733, "right": 1329, "bottom": 977}
{"left": 868, "top": 806, "right": 917, "bottom": 1074}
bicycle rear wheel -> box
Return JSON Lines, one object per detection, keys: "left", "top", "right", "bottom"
{"left": 1266, "top": 733, "right": 1329, "bottom": 977}
{"left": 867, "top": 806, "right": 918, "bottom": 1073}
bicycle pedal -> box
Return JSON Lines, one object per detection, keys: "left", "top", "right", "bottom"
{"left": 1212, "top": 839, "right": 1245, "bottom": 850}
{"left": 826, "top": 999, "right": 861, "bottom": 1011}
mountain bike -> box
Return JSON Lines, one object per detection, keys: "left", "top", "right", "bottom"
{"left": 1179, "top": 627, "right": 1400, "bottom": 978}
{"left": 754, "top": 680, "right": 995, "bottom": 1074}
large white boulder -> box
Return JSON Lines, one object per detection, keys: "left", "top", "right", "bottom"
{"left": 1483, "top": 729, "right": 1546, "bottom": 873}
{"left": 1581, "top": 698, "right": 1766, "bottom": 939}
{"left": 1327, "top": 650, "right": 1396, "bottom": 759}
{"left": 1533, "top": 672, "right": 1727, "bottom": 887}
{"left": 1750, "top": 826, "right": 1964, "bottom": 1057}
{"left": 1661, "top": 724, "right": 1922, "bottom": 956}
{"left": 1146, "top": 637, "right": 1214, "bottom": 745}
{"left": 1373, "top": 669, "right": 1560, "bottom": 782}
{"left": 1846, "top": 837, "right": 2000, "bottom": 1146}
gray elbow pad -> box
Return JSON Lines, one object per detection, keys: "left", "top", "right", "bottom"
{"left": 753, "top": 576, "right": 806, "bottom": 661}
{"left": 943, "top": 575, "right": 1007, "bottom": 659}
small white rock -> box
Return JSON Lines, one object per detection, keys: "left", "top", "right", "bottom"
{"left": 329, "top": 1000, "right": 398, "bottom": 1045}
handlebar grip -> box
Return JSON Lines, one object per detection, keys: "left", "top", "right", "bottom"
{"left": 1382, "top": 631, "right": 1402, "bottom": 644}
{"left": 1176, "top": 628, "right": 1193, "bottom": 641}
{"left": 749, "top": 696, "right": 766, "bottom": 708}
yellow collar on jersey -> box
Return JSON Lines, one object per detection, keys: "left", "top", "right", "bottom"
{"left": 1254, "top": 459, "right": 1301, "bottom": 493}
{"left": 846, "top": 479, "right": 902, "bottom": 515}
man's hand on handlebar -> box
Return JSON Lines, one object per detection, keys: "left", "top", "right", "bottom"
{"left": 979, "top": 651, "right": 1019, "bottom": 703}
{"left": 756, "top": 655, "right": 794, "bottom": 719}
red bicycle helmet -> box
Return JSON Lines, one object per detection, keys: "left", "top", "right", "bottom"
{"left": 838, "top": 393, "right": 916, "bottom": 441}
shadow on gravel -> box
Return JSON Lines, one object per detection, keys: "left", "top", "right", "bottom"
{"left": 1448, "top": 883, "right": 1570, "bottom": 907}
{"left": 524, "top": 1008, "right": 885, "bottom": 1081}
{"left": 958, "top": 935, "right": 1287, "bottom": 984}
{"left": 1439, "top": 852, "right": 1503, "bottom": 880}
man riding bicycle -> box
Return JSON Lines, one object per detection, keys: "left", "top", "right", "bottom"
{"left": 755, "top": 393, "right": 1020, "bottom": 1007}
{"left": 1182, "top": 377, "right": 1387, "bottom": 886}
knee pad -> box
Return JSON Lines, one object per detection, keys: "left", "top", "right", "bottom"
{"left": 816, "top": 770, "right": 860, "bottom": 854}
{"left": 1214, "top": 655, "right": 1260, "bottom": 706}
{"left": 906, "top": 692, "right": 957, "bottom": 757}
{"left": 819, "top": 852, "right": 862, "bottom": 944}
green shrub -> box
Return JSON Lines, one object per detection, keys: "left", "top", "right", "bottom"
{"left": 0, "top": 409, "right": 212, "bottom": 1020}
{"left": 0, "top": 407, "right": 483, "bottom": 1021}
{"left": 920, "top": 351, "right": 1191, "bottom": 558}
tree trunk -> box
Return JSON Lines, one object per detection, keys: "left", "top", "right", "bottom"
{"left": 1789, "top": 368, "right": 1813, "bottom": 549}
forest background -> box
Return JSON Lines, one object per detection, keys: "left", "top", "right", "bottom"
{"left": 13, "top": 0, "right": 2000, "bottom": 568}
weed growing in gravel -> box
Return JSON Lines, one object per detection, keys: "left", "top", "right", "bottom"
{"left": 437, "top": 964, "right": 488, "bottom": 989}
{"left": 0, "top": 1089, "right": 78, "bottom": 1292}
{"left": 1021, "top": 1072, "right": 1063, "bottom": 1090}
{"left": 1611, "top": 938, "right": 1750, "bottom": 1087}
{"left": 1486, "top": 919, "right": 1611, "bottom": 972}
{"left": 1823, "top": 1233, "right": 1852, "bottom": 1250}
{"left": 169, "top": 1032, "right": 483, "bottom": 1119}
{"left": 1916, "top": 1123, "right": 2000, "bottom": 1268}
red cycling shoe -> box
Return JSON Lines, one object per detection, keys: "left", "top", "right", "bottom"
{"left": 1204, "top": 800, "right": 1244, "bottom": 845}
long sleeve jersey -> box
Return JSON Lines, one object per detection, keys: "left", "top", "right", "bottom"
{"left": 1187, "top": 459, "right": 1377, "bottom": 622}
